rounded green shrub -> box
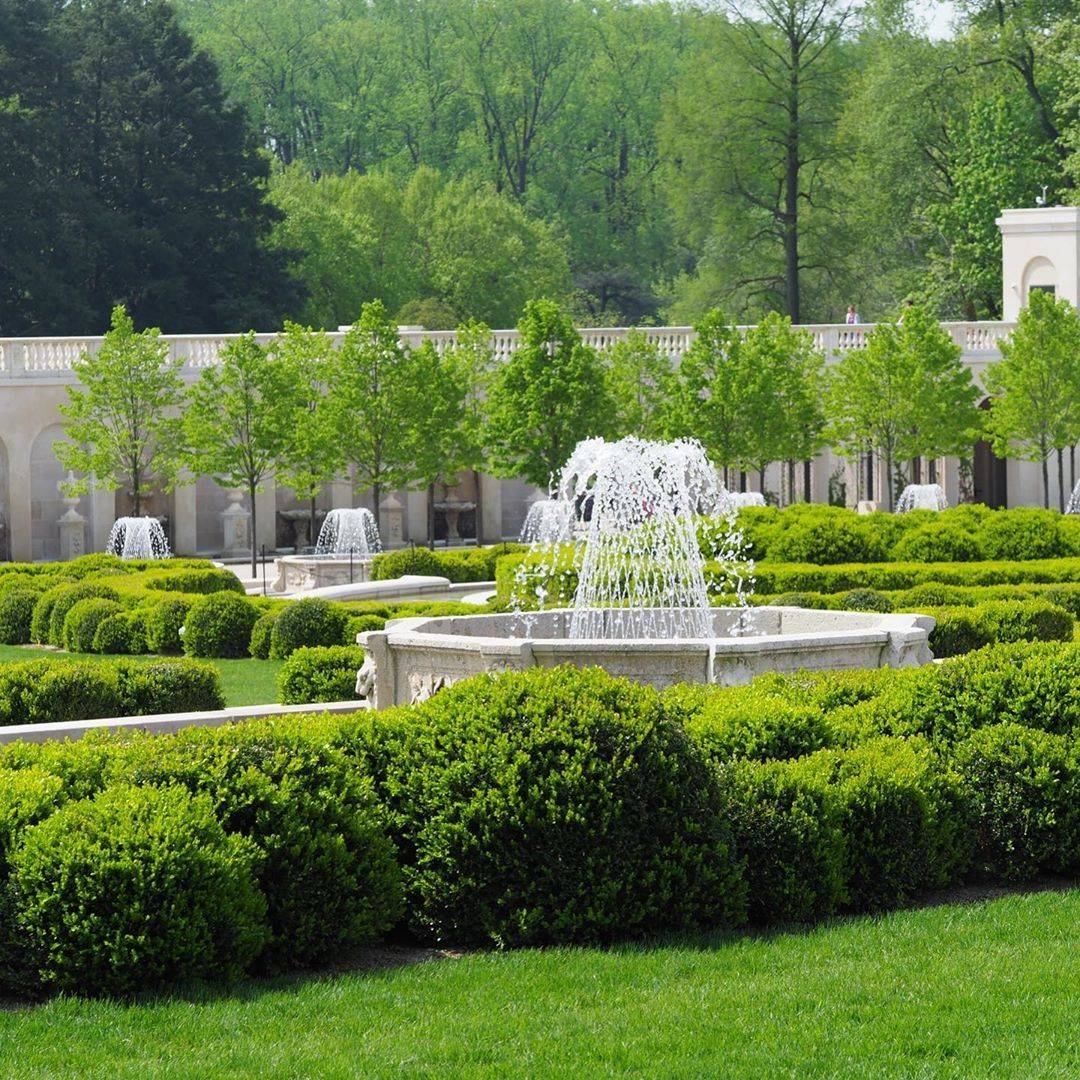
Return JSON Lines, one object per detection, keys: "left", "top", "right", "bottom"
{"left": 268, "top": 598, "right": 348, "bottom": 659}
{"left": 370, "top": 546, "right": 443, "bottom": 580}
{"left": 345, "top": 613, "right": 386, "bottom": 642}
{"left": 248, "top": 612, "right": 278, "bottom": 659}
{"left": 182, "top": 593, "right": 258, "bottom": 659}
{"left": 61, "top": 597, "right": 123, "bottom": 653}
{"left": 766, "top": 591, "right": 831, "bottom": 609}
{"left": 121, "top": 660, "right": 225, "bottom": 714}
{"left": 977, "top": 509, "right": 1070, "bottom": 561}
{"left": 718, "top": 760, "right": 846, "bottom": 924}
{"left": 951, "top": 722, "right": 1078, "bottom": 880}
{"left": 769, "top": 516, "right": 881, "bottom": 565}
{"left": 47, "top": 582, "right": 121, "bottom": 647}
{"left": 114, "top": 721, "right": 401, "bottom": 968}
{"left": 145, "top": 597, "right": 191, "bottom": 653}
{"left": 29, "top": 588, "right": 64, "bottom": 645}
{"left": 24, "top": 662, "right": 125, "bottom": 726}
{"left": 0, "top": 590, "right": 40, "bottom": 645}
{"left": 278, "top": 646, "right": 364, "bottom": 705}
{"left": 894, "top": 583, "right": 968, "bottom": 608}
{"left": 92, "top": 610, "right": 148, "bottom": 655}
{"left": 892, "top": 523, "right": 983, "bottom": 563}
{"left": 837, "top": 589, "right": 893, "bottom": 613}
{"left": 145, "top": 568, "right": 246, "bottom": 595}
{"left": 353, "top": 665, "right": 746, "bottom": 946}
{"left": 10, "top": 784, "right": 267, "bottom": 996}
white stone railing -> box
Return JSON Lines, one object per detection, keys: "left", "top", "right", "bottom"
{"left": 0, "top": 321, "right": 1013, "bottom": 380}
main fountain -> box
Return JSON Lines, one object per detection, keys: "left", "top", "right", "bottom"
{"left": 356, "top": 438, "right": 934, "bottom": 709}
{"left": 273, "top": 507, "right": 382, "bottom": 592}
{"left": 107, "top": 517, "right": 171, "bottom": 559}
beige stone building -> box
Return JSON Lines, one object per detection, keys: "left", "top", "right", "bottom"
{"left": 0, "top": 204, "right": 1078, "bottom": 563}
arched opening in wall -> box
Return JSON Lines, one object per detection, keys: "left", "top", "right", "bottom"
{"left": 1022, "top": 256, "right": 1056, "bottom": 307}
{"left": 0, "top": 439, "right": 10, "bottom": 561}
{"left": 972, "top": 399, "right": 1007, "bottom": 508}
{"left": 29, "top": 425, "right": 90, "bottom": 560}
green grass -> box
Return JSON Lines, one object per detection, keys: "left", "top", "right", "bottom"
{"left": 0, "top": 645, "right": 282, "bottom": 708}
{"left": 0, "top": 889, "right": 1076, "bottom": 1078}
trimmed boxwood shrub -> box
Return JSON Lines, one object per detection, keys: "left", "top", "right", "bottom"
{"left": 145, "top": 597, "right": 191, "bottom": 653}
{"left": 61, "top": 597, "right": 123, "bottom": 653}
{"left": 25, "top": 662, "right": 125, "bottom": 727}
{"left": 121, "top": 660, "right": 225, "bottom": 714}
{"left": 892, "top": 523, "right": 983, "bottom": 563}
{"left": 144, "top": 568, "right": 246, "bottom": 595}
{"left": 92, "top": 610, "right": 148, "bottom": 655}
{"left": 792, "top": 738, "right": 970, "bottom": 911}
{"left": 113, "top": 720, "right": 402, "bottom": 968}
{"left": 9, "top": 784, "right": 267, "bottom": 996}
{"left": 248, "top": 611, "right": 278, "bottom": 659}
{"left": 370, "top": 546, "right": 443, "bottom": 580}
{"left": 718, "top": 759, "right": 846, "bottom": 924}
{"left": 278, "top": 646, "right": 363, "bottom": 705}
{"left": 182, "top": 593, "right": 259, "bottom": 659}
{"left": 47, "top": 582, "right": 121, "bottom": 647}
{"left": 346, "top": 665, "right": 747, "bottom": 946}
{"left": 976, "top": 508, "right": 1072, "bottom": 561}
{"left": 0, "top": 590, "right": 39, "bottom": 645}
{"left": 345, "top": 613, "right": 386, "bottom": 642}
{"left": 951, "top": 723, "right": 1079, "bottom": 881}
{"left": 837, "top": 588, "right": 893, "bottom": 613}
{"left": 29, "top": 588, "right": 64, "bottom": 645}
{"left": 269, "top": 598, "right": 348, "bottom": 659}
{"left": 768, "top": 516, "right": 882, "bottom": 565}
{"left": 929, "top": 600, "right": 1073, "bottom": 658}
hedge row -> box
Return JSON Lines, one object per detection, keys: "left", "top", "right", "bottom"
{"left": 0, "top": 645, "right": 1076, "bottom": 997}
{"left": 0, "top": 657, "right": 224, "bottom": 726}
{"left": 370, "top": 543, "right": 525, "bottom": 584}
{"left": 734, "top": 504, "right": 1080, "bottom": 564}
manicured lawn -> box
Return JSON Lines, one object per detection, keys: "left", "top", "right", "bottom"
{"left": 0, "top": 889, "right": 1075, "bottom": 1078}
{"left": 0, "top": 645, "right": 282, "bottom": 707}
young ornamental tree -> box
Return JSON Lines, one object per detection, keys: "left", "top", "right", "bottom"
{"left": 605, "top": 328, "right": 673, "bottom": 440}
{"left": 272, "top": 322, "right": 345, "bottom": 545}
{"left": 984, "top": 289, "right": 1080, "bottom": 510}
{"left": 486, "top": 299, "right": 615, "bottom": 489}
{"left": 827, "top": 303, "right": 980, "bottom": 510}
{"left": 57, "top": 304, "right": 185, "bottom": 515}
{"left": 328, "top": 300, "right": 418, "bottom": 535}
{"left": 184, "top": 333, "right": 298, "bottom": 574}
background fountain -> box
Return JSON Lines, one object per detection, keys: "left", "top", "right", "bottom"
{"left": 519, "top": 499, "right": 573, "bottom": 545}
{"left": 315, "top": 507, "right": 382, "bottom": 557}
{"left": 356, "top": 437, "right": 934, "bottom": 708}
{"left": 1067, "top": 480, "right": 1080, "bottom": 515}
{"left": 718, "top": 490, "right": 767, "bottom": 512}
{"left": 107, "top": 516, "right": 171, "bottom": 559}
{"left": 896, "top": 483, "right": 948, "bottom": 512}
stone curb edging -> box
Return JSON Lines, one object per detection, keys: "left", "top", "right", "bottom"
{"left": 0, "top": 699, "right": 367, "bottom": 745}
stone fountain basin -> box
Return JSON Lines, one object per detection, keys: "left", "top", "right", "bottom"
{"left": 356, "top": 606, "right": 935, "bottom": 709}
{"left": 272, "top": 554, "right": 374, "bottom": 592}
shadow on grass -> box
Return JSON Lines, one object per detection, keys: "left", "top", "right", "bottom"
{"left": 3, "top": 878, "right": 1075, "bottom": 1014}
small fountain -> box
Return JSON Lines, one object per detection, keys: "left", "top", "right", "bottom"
{"left": 896, "top": 483, "right": 948, "bottom": 512}
{"left": 315, "top": 508, "right": 382, "bottom": 557}
{"left": 106, "top": 517, "right": 171, "bottom": 559}
{"left": 273, "top": 507, "right": 382, "bottom": 592}
{"left": 519, "top": 499, "right": 573, "bottom": 545}
{"left": 355, "top": 437, "right": 935, "bottom": 709}
{"left": 1067, "top": 480, "right": 1080, "bottom": 515}
{"left": 717, "top": 490, "right": 767, "bottom": 513}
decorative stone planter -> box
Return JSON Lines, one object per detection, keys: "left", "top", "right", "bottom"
{"left": 356, "top": 606, "right": 935, "bottom": 710}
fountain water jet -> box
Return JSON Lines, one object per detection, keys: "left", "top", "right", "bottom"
{"left": 896, "top": 483, "right": 948, "bottom": 512}
{"left": 717, "top": 490, "right": 767, "bottom": 513}
{"left": 107, "top": 517, "right": 171, "bottom": 559}
{"left": 315, "top": 508, "right": 381, "bottom": 557}
{"left": 1067, "top": 480, "right": 1080, "bottom": 515}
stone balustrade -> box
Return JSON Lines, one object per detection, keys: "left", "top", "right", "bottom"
{"left": 0, "top": 321, "right": 1013, "bottom": 381}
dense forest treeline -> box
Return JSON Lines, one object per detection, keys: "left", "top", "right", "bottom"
{"left": 1, "top": 0, "right": 1078, "bottom": 334}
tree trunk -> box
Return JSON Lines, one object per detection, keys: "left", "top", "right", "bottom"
{"left": 427, "top": 482, "right": 436, "bottom": 549}
{"left": 784, "top": 39, "right": 801, "bottom": 322}
{"left": 1057, "top": 448, "right": 1065, "bottom": 513}
{"left": 249, "top": 481, "right": 258, "bottom": 578}
{"left": 786, "top": 459, "right": 795, "bottom": 507}
{"left": 1041, "top": 450, "right": 1050, "bottom": 510}
{"left": 884, "top": 451, "right": 894, "bottom": 511}
{"left": 474, "top": 470, "right": 484, "bottom": 545}
{"left": 372, "top": 481, "right": 382, "bottom": 538}
{"left": 309, "top": 496, "right": 317, "bottom": 550}
{"left": 739, "top": 471, "right": 746, "bottom": 493}
{"left": 803, "top": 460, "right": 811, "bottom": 502}
{"left": 132, "top": 474, "right": 141, "bottom": 518}
{"left": 758, "top": 466, "right": 766, "bottom": 496}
